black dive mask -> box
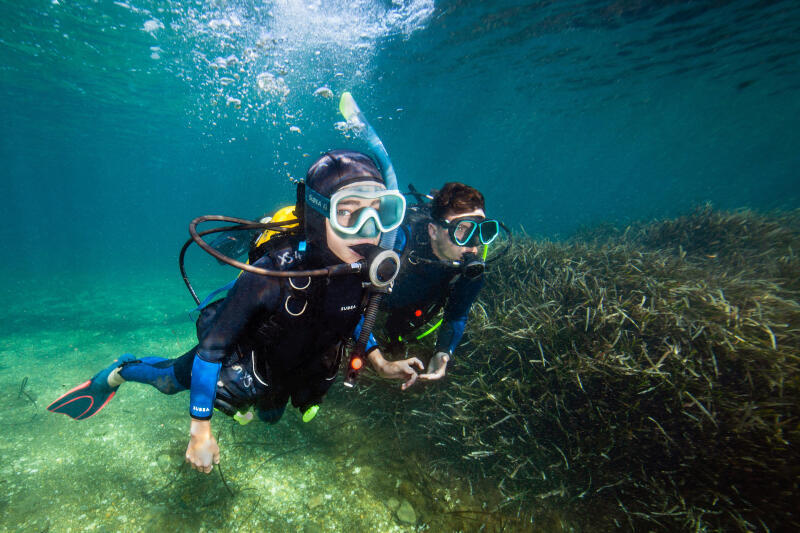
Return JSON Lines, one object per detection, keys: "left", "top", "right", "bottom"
{"left": 458, "top": 252, "right": 485, "bottom": 280}
{"left": 350, "top": 244, "right": 401, "bottom": 289}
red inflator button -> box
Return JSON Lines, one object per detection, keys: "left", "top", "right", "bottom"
{"left": 414, "top": 309, "right": 423, "bottom": 317}
{"left": 351, "top": 357, "right": 363, "bottom": 370}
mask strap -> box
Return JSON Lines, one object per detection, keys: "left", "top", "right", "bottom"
{"left": 305, "top": 187, "right": 331, "bottom": 218}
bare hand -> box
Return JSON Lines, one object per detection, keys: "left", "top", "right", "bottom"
{"left": 186, "top": 419, "right": 220, "bottom": 474}
{"left": 368, "top": 349, "right": 425, "bottom": 390}
{"left": 419, "top": 352, "right": 450, "bottom": 381}
{"left": 382, "top": 357, "right": 425, "bottom": 390}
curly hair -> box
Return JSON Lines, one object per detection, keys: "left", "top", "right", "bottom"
{"left": 430, "top": 182, "right": 485, "bottom": 221}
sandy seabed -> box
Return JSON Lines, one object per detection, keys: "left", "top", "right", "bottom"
{"left": 0, "top": 271, "right": 461, "bottom": 533}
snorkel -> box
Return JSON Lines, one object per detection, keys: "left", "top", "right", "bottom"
{"left": 338, "top": 92, "right": 401, "bottom": 387}
{"left": 339, "top": 92, "right": 400, "bottom": 250}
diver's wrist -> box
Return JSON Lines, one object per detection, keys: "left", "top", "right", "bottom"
{"left": 367, "top": 349, "right": 388, "bottom": 371}
{"left": 190, "top": 418, "right": 212, "bottom": 439}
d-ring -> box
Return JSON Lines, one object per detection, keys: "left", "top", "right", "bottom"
{"left": 284, "top": 296, "right": 307, "bottom": 317}
{"left": 289, "top": 276, "right": 311, "bottom": 290}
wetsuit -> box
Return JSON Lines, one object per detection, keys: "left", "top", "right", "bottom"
{"left": 362, "top": 212, "right": 484, "bottom": 358}
{"left": 117, "top": 239, "right": 365, "bottom": 422}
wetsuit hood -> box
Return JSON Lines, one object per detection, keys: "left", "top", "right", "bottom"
{"left": 301, "top": 150, "right": 384, "bottom": 267}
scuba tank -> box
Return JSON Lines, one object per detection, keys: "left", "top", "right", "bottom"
{"left": 247, "top": 205, "right": 301, "bottom": 264}
{"left": 249, "top": 205, "right": 299, "bottom": 259}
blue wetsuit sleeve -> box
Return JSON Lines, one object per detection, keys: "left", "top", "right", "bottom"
{"left": 189, "top": 260, "right": 281, "bottom": 419}
{"left": 436, "top": 274, "right": 484, "bottom": 356}
{"left": 189, "top": 357, "right": 221, "bottom": 419}
{"left": 353, "top": 315, "right": 379, "bottom": 354}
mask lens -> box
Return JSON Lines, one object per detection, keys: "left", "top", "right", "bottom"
{"left": 334, "top": 201, "right": 360, "bottom": 229}
{"left": 453, "top": 220, "right": 478, "bottom": 246}
{"left": 330, "top": 187, "right": 406, "bottom": 235}
{"left": 479, "top": 220, "right": 500, "bottom": 244}
{"left": 375, "top": 194, "right": 405, "bottom": 229}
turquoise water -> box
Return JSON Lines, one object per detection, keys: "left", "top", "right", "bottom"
{"left": 1, "top": 1, "right": 799, "bottom": 531}
{"left": 2, "top": 0, "right": 799, "bottom": 273}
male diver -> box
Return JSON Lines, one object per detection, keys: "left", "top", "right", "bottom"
{"left": 47, "top": 150, "right": 424, "bottom": 473}
{"left": 363, "top": 182, "right": 500, "bottom": 382}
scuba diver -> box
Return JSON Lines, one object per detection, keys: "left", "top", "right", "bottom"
{"left": 362, "top": 182, "right": 504, "bottom": 383}
{"left": 47, "top": 150, "right": 423, "bottom": 474}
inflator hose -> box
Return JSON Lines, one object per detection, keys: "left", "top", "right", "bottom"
{"left": 180, "top": 219, "right": 297, "bottom": 305}
{"left": 188, "top": 215, "right": 363, "bottom": 278}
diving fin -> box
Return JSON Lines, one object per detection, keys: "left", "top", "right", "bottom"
{"left": 47, "top": 354, "right": 136, "bottom": 420}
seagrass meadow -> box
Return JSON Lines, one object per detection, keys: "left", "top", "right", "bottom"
{"left": 340, "top": 206, "right": 800, "bottom": 532}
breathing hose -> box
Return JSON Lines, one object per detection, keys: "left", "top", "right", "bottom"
{"left": 181, "top": 215, "right": 365, "bottom": 306}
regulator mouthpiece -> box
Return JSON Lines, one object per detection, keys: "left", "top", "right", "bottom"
{"left": 351, "top": 244, "right": 400, "bottom": 288}
{"left": 460, "top": 252, "right": 485, "bottom": 280}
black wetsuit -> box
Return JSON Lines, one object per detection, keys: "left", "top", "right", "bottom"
{"left": 118, "top": 240, "right": 365, "bottom": 421}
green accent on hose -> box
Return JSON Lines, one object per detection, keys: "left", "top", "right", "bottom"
{"left": 302, "top": 405, "right": 319, "bottom": 423}
{"left": 482, "top": 244, "right": 489, "bottom": 260}
{"left": 416, "top": 318, "right": 443, "bottom": 340}
{"left": 398, "top": 336, "right": 403, "bottom": 342}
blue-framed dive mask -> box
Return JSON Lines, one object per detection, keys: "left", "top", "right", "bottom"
{"left": 438, "top": 216, "right": 500, "bottom": 247}
{"left": 306, "top": 184, "right": 407, "bottom": 239}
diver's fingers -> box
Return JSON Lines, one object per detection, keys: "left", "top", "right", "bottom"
{"left": 407, "top": 357, "right": 425, "bottom": 371}
{"left": 195, "top": 453, "right": 213, "bottom": 474}
{"left": 187, "top": 455, "right": 203, "bottom": 473}
{"left": 419, "top": 368, "right": 446, "bottom": 381}
{"left": 401, "top": 371, "right": 418, "bottom": 391}
{"left": 186, "top": 448, "right": 216, "bottom": 474}
{"left": 187, "top": 456, "right": 202, "bottom": 473}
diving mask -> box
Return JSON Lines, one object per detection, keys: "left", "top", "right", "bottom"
{"left": 439, "top": 216, "right": 500, "bottom": 247}
{"left": 306, "top": 184, "right": 406, "bottom": 238}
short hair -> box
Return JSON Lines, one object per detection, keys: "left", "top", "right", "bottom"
{"left": 431, "top": 182, "right": 485, "bottom": 221}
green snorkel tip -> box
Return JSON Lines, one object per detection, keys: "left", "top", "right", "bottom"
{"left": 339, "top": 92, "right": 361, "bottom": 122}
{"left": 302, "top": 405, "right": 320, "bottom": 423}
